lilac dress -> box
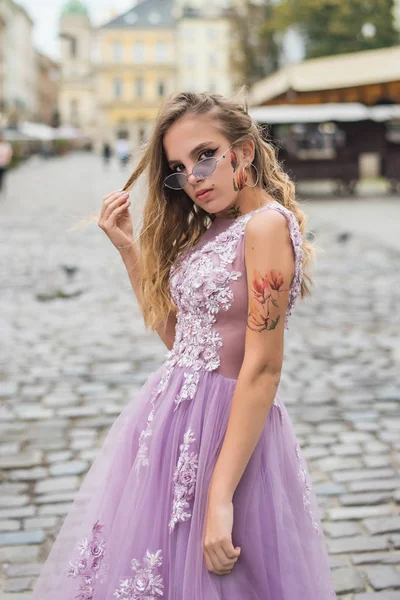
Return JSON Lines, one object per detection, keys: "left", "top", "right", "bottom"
{"left": 31, "top": 201, "right": 337, "bottom": 599}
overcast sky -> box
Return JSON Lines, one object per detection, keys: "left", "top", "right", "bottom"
{"left": 18, "top": 0, "right": 136, "bottom": 60}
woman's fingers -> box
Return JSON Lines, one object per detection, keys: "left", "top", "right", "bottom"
{"left": 99, "top": 191, "right": 130, "bottom": 225}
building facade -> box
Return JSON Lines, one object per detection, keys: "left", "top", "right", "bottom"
{"left": 36, "top": 52, "right": 60, "bottom": 127}
{"left": 59, "top": 0, "right": 96, "bottom": 138}
{"left": 0, "top": 0, "right": 38, "bottom": 124}
{"left": 96, "top": 0, "right": 177, "bottom": 149}
{"left": 58, "top": 0, "right": 258, "bottom": 148}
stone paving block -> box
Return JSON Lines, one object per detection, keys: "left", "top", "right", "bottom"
{"left": 9, "top": 467, "right": 48, "bottom": 481}
{"left": 0, "top": 506, "right": 36, "bottom": 520}
{"left": 339, "top": 492, "right": 393, "bottom": 506}
{"left": 363, "top": 565, "right": 400, "bottom": 590}
{"left": 1, "top": 594, "right": 33, "bottom": 600}
{"left": 38, "top": 502, "right": 73, "bottom": 516}
{"left": 3, "top": 576, "right": 34, "bottom": 592}
{"left": 364, "top": 455, "right": 392, "bottom": 468}
{"left": 323, "top": 521, "right": 363, "bottom": 538}
{"left": 349, "top": 479, "right": 400, "bottom": 493}
{"left": 3, "top": 562, "right": 42, "bottom": 577}
{"left": 363, "top": 516, "right": 400, "bottom": 536}
{"left": 0, "top": 451, "right": 43, "bottom": 470}
{"left": 24, "top": 516, "right": 57, "bottom": 529}
{"left": 327, "top": 505, "right": 394, "bottom": 521}
{"left": 390, "top": 533, "right": 400, "bottom": 546}
{"left": 48, "top": 460, "right": 88, "bottom": 476}
{"left": 0, "top": 545, "right": 39, "bottom": 562}
{"left": 352, "top": 552, "right": 400, "bottom": 565}
{"left": 333, "top": 443, "right": 363, "bottom": 456}
{"left": 0, "top": 495, "right": 29, "bottom": 508}
{"left": 331, "top": 567, "right": 366, "bottom": 594}
{"left": 0, "top": 520, "right": 20, "bottom": 532}
{"left": 36, "top": 491, "right": 76, "bottom": 504}
{"left": 333, "top": 468, "right": 395, "bottom": 483}
{"left": 35, "top": 475, "right": 79, "bottom": 494}
{"left": 355, "top": 592, "right": 400, "bottom": 599}
{"left": 317, "top": 456, "right": 363, "bottom": 472}
{"left": 327, "top": 535, "right": 389, "bottom": 554}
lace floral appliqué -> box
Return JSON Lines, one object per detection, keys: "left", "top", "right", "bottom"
{"left": 134, "top": 202, "right": 303, "bottom": 475}
{"left": 295, "top": 443, "right": 320, "bottom": 533}
{"left": 66, "top": 519, "right": 110, "bottom": 598}
{"left": 113, "top": 549, "right": 164, "bottom": 599}
{"left": 169, "top": 429, "right": 198, "bottom": 532}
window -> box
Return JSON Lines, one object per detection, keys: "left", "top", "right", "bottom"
{"left": 70, "top": 99, "right": 78, "bottom": 119}
{"left": 155, "top": 41, "right": 167, "bottom": 62}
{"left": 112, "top": 41, "right": 123, "bottom": 62}
{"left": 157, "top": 80, "right": 165, "bottom": 97}
{"left": 135, "top": 77, "right": 144, "bottom": 98}
{"left": 114, "top": 78, "right": 123, "bottom": 99}
{"left": 70, "top": 37, "right": 77, "bottom": 58}
{"left": 133, "top": 41, "right": 145, "bottom": 63}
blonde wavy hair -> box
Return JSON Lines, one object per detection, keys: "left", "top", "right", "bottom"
{"left": 104, "top": 88, "right": 316, "bottom": 330}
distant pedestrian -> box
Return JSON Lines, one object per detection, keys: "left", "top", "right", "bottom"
{"left": 102, "top": 141, "right": 112, "bottom": 166}
{"left": 115, "top": 137, "right": 130, "bottom": 168}
{"left": 0, "top": 132, "right": 13, "bottom": 200}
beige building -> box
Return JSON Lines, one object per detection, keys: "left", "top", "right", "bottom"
{"left": 0, "top": 5, "right": 5, "bottom": 124}
{"left": 36, "top": 52, "right": 60, "bottom": 126}
{"left": 0, "top": 0, "right": 37, "bottom": 124}
{"left": 176, "top": 5, "right": 238, "bottom": 96}
{"left": 58, "top": 0, "right": 258, "bottom": 148}
{"left": 96, "top": 0, "right": 177, "bottom": 149}
{"left": 59, "top": 0, "right": 96, "bottom": 137}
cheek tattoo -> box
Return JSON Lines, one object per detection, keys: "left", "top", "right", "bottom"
{"left": 230, "top": 151, "right": 248, "bottom": 192}
{"left": 247, "top": 268, "right": 289, "bottom": 332}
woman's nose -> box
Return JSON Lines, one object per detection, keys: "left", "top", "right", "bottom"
{"left": 187, "top": 172, "right": 201, "bottom": 185}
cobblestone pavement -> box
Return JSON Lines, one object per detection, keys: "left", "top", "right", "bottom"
{"left": 0, "top": 153, "right": 399, "bottom": 599}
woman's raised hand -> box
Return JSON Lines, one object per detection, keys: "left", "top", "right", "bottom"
{"left": 98, "top": 190, "right": 134, "bottom": 251}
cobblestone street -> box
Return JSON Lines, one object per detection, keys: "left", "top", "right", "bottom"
{"left": 0, "top": 153, "right": 399, "bottom": 599}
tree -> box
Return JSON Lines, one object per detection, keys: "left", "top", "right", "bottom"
{"left": 261, "top": 0, "right": 399, "bottom": 60}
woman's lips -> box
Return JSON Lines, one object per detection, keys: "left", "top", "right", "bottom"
{"left": 197, "top": 189, "right": 213, "bottom": 200}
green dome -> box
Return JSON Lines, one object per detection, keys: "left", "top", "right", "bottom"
{"left": 61, "top": 0, "right": 89, "bottom": 17}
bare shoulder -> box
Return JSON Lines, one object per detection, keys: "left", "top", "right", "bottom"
{"left": 244, "top": 207, "right": 290, "bottom": 245}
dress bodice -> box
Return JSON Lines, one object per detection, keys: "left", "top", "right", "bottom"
{"left": 152, "top": 201, "right": 303, "bottom": 405}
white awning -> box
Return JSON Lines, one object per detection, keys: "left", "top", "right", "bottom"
{"left": 248, "top": 103, "right": 400, "bottom": 124}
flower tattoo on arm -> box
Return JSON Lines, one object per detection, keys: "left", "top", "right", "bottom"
{"left": 247, "top": 268, "right": 289, "bottom": 332}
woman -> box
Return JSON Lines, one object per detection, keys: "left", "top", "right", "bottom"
{"left": 31, "top": 90, "right": 337, "bottom": 599}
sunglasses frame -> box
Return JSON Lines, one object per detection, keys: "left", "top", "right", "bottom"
{"left": 163, "top": 143, "right": 236, "bottom": 190}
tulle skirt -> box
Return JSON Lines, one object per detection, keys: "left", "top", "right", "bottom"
{"left": 31, "top": 364, "right": 337, "bottom": 599}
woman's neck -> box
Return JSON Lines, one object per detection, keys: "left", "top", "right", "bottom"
{"left": 213, "top": 190, "right": 276, "bottom": 220}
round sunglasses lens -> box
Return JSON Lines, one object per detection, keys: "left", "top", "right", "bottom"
{"left": 193, "top": 157, "right": 216, "bottom": 179}
{"left": 164, "top": 173, "right": 187, "bottom": 189}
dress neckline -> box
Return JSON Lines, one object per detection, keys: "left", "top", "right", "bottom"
{"left": 210, "top": 200, "right": 279, "bottom": 225}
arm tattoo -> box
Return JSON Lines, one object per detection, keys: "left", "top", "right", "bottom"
{"left": 247, "top": 268, "right": 289, "bottom": 332}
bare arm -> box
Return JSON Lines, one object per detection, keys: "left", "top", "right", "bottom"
{"left": 208, "top": 209, "right": 294, "bottom": 502}
{"left": 118, "top": 242, "right": 177, "bottom": 350}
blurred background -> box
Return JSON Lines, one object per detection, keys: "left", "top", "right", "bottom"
{"left": 0, "top": 2, "right": 399, "bottom": 599}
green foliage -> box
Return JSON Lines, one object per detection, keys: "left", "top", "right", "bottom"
{"left": 262, "top": 0, "right": 399, "bottom": 59}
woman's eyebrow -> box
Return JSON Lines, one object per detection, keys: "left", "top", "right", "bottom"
{"left": 167, "top": 141, "right": 215, "bottom": 167}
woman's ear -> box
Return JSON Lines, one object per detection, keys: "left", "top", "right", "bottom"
{"left": 241, "top": 139, "right": 255, "bottom": 163}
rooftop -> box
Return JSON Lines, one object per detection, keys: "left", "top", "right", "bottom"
{"left": 101, "top": 0, "right": 175, "bottom": 29}
{"left": 249, "top": 46, "right": 400, "bottom": 106}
